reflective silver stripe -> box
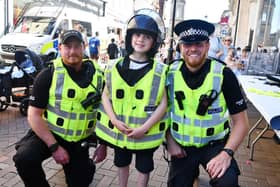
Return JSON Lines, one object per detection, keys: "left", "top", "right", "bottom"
{"left": 96, "top": 122, "right": 124, "bottom": 140}
{"left": 129, "top": 116, "right": 147, "bottom": 125}
{"left": 212, "top": 76, "right": 221, "bottom": 108}
{"left": 149, "top": 75, "right": 161, "bottom": 105}
{"left": 48, "top": 122, "right": 74, "bottom": 135}
{"left": 172, "top": 129, "right": 228, "bottom": 145}
{"left": 54, "top": 71, "right": 64, "bottom": 110}
{"left": 106, "top": 71, "right": 112, "bottom": 97}
{"left": 47, "top": 104, "right": 96, "bottom": 120}
{"left": 148, "top": 62, "right": 164, "bottom": 106}
{"left": 79, "top": 113, "right": 85, "bottom": 120}
{"left": 172, "top": 131, "right": 190, "bottom": 142}
{"left": 169, "top": 61, "right": 181, "bottom": 71}
{"left": 193, "top": 116, "right": 228, "bottom": 127}
{"left": 99, "top": 105, "right": 125, "bottom": 122}
{"left": 155, "top": 61, "right": 164, "bottom": 74}
{"left": 56, "top": 66, "right": 64, "bottom": 71}
{"left": 128, "top": 114, "right": 169, "bottom": 125}
{"left": 97, "top": 75, "right": 103, "bottom": 90}
{"left": 171, "top": 112, "right": 191, "bottom": 125}
{"left": 172, "top": 111, "right": 227, "bottom": 128}
{"left": 212, "top": 62, "right": 222, "bottom": 94}
{"left": 127, "top": 132, "right": 164, "bottom": 142}
{"left": 79, "top": 112, "right": 96, "bottom": 120}
{"left": 168, "top": 73, "right": 176, "bottom": 113}
{"left": 48, "top": 122, "right": 94, "bottom": 137}
{"left": 212, "top": 62, "right": 223, "bottom": 113}
{"left": 76, "top": 128, "right": 95, "bottom": 136}
{"left": 193, "top": 130, "right": 228, "bottom": 144}
{"left": 105, "top": 62, "right": 114, "bottom": 98}
{"left": 213, "top": 76, "right": 221, "bottom": 91}
{"left": 55, "top": 73, "right": 64, "bottom": 100}
{"left": 213, "top": 61, "right": 223, "bottom": 74}
{"left": 76, "top": 130, "right": 82, "bottom": 136}
{"left": 99, "top": 104, "right": 105, "bottom": 111}
{"left": 47, "top": 104, "right": 77, "bottom": 119}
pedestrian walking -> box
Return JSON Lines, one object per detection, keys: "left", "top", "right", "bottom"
{"left": 107, "top": 38, "right": 119, "bottom": 60}
{"left": 89, "top": 31, "right": 101, "bottom": 61}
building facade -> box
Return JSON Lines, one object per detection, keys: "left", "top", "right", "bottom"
{"left": 229, "top": 0, "right": 280, "bottom": 51}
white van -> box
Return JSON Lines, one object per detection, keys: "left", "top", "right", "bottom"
{"left": 0, "top": 1, "right": 100, "bottom": 63}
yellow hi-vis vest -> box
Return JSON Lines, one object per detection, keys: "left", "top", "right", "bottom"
{"left": 167, "top": 60, "right": 229, "bottom": 148}
{"left": 45, "top": 58, "right": 104, "bottom": 142}
{"left": 96, "top": 59, "right": 168, "bottom": 150}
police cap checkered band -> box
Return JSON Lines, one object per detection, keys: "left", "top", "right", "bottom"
{"left": 175, "top": 19, "right": 215, "bottom": 43}
{"left": 179, "top": 28, "right": 209, "bottom": 38}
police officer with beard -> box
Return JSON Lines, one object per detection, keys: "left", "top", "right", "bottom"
{"left": 13, "top": 30, "right": 107, "bottom": 187}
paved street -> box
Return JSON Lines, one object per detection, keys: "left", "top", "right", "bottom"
{"left": 1, "top": 102, "right": 280, "bottom": 187}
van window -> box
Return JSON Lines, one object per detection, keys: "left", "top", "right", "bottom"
{"left": 53, "top": 19, "right": 69, "bottom": 39}
{"left": 14, "top": 16, "right": 56, "bottom": 35}
{"left": 72, "top": 20, "right": 92, "bottom": 37}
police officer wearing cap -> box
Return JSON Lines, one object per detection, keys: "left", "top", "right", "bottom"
{"left": 13, "top": 30, "right": 107, "bottom": 187}
{"left": 166, "top": 19, "right": 249, "bottom": 187}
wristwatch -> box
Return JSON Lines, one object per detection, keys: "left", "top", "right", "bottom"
{"left": 222, "top": 148, "right": 234, "bottom": 157}
{"left": 48, "top": 142, "right": 59, "bottom": 153}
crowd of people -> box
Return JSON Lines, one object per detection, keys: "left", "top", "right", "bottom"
{"left": 12, "top": 8, "right": 251, "bottom": 187}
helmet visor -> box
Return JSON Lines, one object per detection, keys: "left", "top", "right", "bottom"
{"left": 134, "top": 8, "right": 165, "bottom": 41}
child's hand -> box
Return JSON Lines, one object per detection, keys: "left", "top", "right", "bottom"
{"left": 127, "top": 126, "right": 146, "bottom": 139}
{"left": 92, "top": 144, "right": 107, "bottom": 163}
{"left": 113, "top": 119, "right": 132, "bottom": 135}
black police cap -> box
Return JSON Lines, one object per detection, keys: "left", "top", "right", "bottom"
{"left": 60, "top": 30, "right": 84, "bottom": 44}
{"left": 174, "top": 19, "right": 215, "bottom": 44}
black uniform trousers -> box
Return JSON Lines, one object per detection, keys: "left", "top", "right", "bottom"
{"left": 167, "top": 138, "right": 240, "bottom": 187}
{"left": 13, "top": 129, "right": 95, "bottom": 187}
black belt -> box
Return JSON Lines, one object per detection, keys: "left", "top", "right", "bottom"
{"left": 207, "top": 134, "right": 229, "bottom": 147}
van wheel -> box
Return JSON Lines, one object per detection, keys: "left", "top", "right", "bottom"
{"left": 0, "top": 96, "right": 9, "bottom": 111}
{"left": 20, "top": 98, "right": 29, "bottom": 116}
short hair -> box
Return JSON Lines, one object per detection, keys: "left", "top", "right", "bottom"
{"left": 224, "top": 36, "right": 232, "bottom": 41}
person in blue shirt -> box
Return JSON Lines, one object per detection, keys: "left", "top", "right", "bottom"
{"left": 89, "top": 32, "right": 101, "bottom": 61}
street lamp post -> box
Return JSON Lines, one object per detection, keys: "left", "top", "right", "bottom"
{"left": 167, "top": 0, "right": 177, "bottom": 64}
{"left": 233, "top": 0, "right": 240, "bottom": 47}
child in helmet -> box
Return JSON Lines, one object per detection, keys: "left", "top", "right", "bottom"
{"left": 95, "top": 9, "right": 168, "bottom": 187}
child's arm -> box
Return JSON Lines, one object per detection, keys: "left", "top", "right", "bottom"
{"left": 165, "top": 129, "right": 186, "bottom": 158}
{"left": 102, "top": 84, "right": 131, "bottom": 134}
{"left": 127, "top": 89, "right": 168, "bottom": 139}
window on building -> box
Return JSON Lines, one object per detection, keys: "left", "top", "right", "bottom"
{"left": 256, "top": 0, "right": 280, "bottom": 51}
